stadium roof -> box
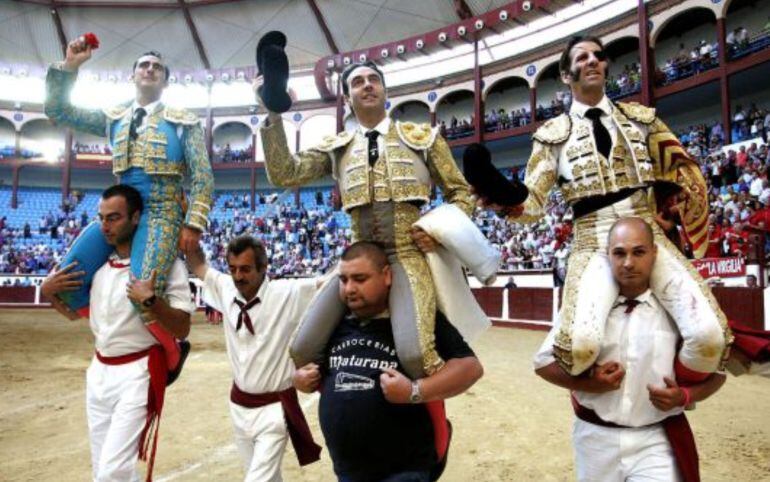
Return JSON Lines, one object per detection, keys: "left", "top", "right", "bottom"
{"left": 3, "top": 0, "right": 554, "bottom": 72}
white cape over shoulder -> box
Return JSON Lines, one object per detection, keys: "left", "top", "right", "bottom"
{"left": 414, "top": 204, "right": 499, "bottom": 342}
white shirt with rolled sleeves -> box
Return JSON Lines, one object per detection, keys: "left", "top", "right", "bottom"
{"left": 202, "top": 270, "right": 317, "bottom": 393}
{"left": 533, "top": 289, "right": 684, "bottom": 482}
{"left": 89, "top": 257, "right": 194, "bottom": 357}
{"left": 202, "top": 269, "right": 317, "bottom": 482}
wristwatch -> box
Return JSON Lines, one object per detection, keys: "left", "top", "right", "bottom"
{"left": 142, "top": 295, "right": 157, "bottom": 308}
{"left": 409, "top": 380, "right": 423, "bottom": 404}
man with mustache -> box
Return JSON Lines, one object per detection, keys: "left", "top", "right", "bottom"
{"left": 258, "top": 60, "right": 475, "bottom": 380}
{"left": 44, "top": 37, "right": 213, "bottom": 374}
{"left": 41, "top": 184, "right": 194, "bottom": 481}
{"left": 534, "top": 217, "right": 725, "bottom": 482}
{"left": 483, "top": 35, "right": 730, "bottom": 379}
{"left": 184, "top": 236, "right": 321, "bottom": 481}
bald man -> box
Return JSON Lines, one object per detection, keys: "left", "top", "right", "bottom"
{"left": 534, "top": 217, "right": 726, "bottom": 482}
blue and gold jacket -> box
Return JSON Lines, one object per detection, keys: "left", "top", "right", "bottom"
{"left": 44, "top": 66, "right": 213, "bottom": 231}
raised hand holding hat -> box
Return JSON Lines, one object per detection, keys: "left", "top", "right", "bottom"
{"left": 255, "top": 31, "right": 292, "bottom": 113}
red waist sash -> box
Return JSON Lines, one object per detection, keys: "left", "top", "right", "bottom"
{"left": 230, "top": 383, "right": 321, "bottom": 466}
{"left": 96, "top": 346, "right": 167, "bottom": 482}
{"left": 571, "top": 395, "right": 699, "bottom": 482}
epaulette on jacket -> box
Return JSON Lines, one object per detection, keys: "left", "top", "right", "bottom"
{"left": 532, "top": 114, "right": 571, "bottom": 145}
{"left": 616, "top": 102, "right": 656, "bottom": 125}
{"left": 396, "top": 121, "right": 437, "bottom": 150}
{"left": 314, "top": 130, "right": 355, "bottom": 153}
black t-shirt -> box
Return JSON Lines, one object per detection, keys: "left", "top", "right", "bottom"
{"left": 318, "top": 311, "right": 475, "bottom": 481}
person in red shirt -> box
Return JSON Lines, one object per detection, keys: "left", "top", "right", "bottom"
{"left": 736, "top": 145, "right": 749, "bottom": 169}
{"left": 748, "top": 201, "right": 770, "bottom": 230}
{"left": 725, "top": 221, "right": 750, "bottom": 256}
{"left": 705, "top": 223, "right": 724, "bottom": 258}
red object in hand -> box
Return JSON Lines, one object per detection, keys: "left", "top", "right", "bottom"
{"left": 83, "top": 32, "right": 100, "bottom": 49}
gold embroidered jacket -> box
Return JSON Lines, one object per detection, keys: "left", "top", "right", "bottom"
{"left": 44, "top": 66, "right": 213, "bottom": 231}
{"left": 260, "top": 114, "right": 473, "bottom": 215}
{"left": 515, "top": 102, "right": 709, "bottom": 257}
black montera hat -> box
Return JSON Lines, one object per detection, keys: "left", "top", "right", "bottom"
{"left": 255, "top": 31, "right": 292, "bottom": 113}
{"left": 463, "top": 143, "right": 529, "bottom": 207}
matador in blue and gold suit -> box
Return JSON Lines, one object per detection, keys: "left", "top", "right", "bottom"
{"left": 44, "top": 65, "right": 213, "bottom": 322}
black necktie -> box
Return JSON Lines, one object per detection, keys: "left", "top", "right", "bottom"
{"left": 620, "top": 299, "right": 640, "bottom": 314}
{"left": 585, "top": 108, "right": 612, "bottom": 159}
{"left": 365, "top": 130, "right": 380, "bottom": 167}
{"left": 130, "top": 107, "right": 147, "bottom": 140}
{"left": 233, "top": 296, "right": 260, "bottom": 335}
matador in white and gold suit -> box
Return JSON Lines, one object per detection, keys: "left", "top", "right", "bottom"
{"left": 260, "top": 63, "right": 476, "bottom": 379}
{"left": 510, "top": 95, "right": 732, "bottom": 377}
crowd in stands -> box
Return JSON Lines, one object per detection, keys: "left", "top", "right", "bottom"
{"left": 4, "top": 97, "right": 770, "bottom": 283}
{"left": 727, "top": 21, "right": 770, "bottom": 60}
{"left": 442, "top": 64, "right": 643, "bottom": 139}
{"left": 657, "top": 23, "right": 770, "bottom": 86}
{"left": 483, "top": 108, "right": 532, "bottom": 132}
{"left": 605, "top": 63, "right": 642, "bottom": 100}
{"left": 213, "top": 143, "right": 254, "bottom": 163}
{"left": 0, "top": 145, "right": 41, "bottom": 159}
{"left": 203, "top": 196, "right": 350, "bottom": 278}
{"left": 657, "top": 40, "right": 719, "bottom": 86}
{"left": 440, "top": 116, "right": 475, "bottom": 140}
{"left": 731, "top": 104, "right": 770, "bottom": 143}
{"left": 73, "top": 143, "right": 112, "bottom": 155}
{"left": 0, "top": 192, "right": 88, "bottom": 275}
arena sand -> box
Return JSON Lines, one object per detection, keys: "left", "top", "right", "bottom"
{"left": 1, "top": 309, "right": 768, "bottom": 481}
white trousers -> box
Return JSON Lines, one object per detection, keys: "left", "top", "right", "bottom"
{"left": 86, "top": 356, "right": 149, "bottom": 482}
{"left": 229, "top": 400, "right": 289, "bottom": 482}
{"left": 573, "top": 419, "right": 682, "bottom": 482}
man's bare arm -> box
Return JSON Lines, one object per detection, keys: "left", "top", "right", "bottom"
{"left": 419, "top": 356, "right": 483, "bottom": 402}
{"left": 184, "top": 244, "right": 209, "bottom": 280}
{"left": 536, "top": 361, "right": 625, "bottom": 394}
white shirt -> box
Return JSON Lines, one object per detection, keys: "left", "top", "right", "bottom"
{"left": 202, "top": 269, "right": 317, "bottom": 394}
{"left": 533, "top": 289, "right": 683, "bottom": 427}
{"left": 570, "top": 95, "right": 617, "bottom": 145}
{"left": 90, "top": 257, "right": 194, "bottom": 357}
{"left": 358, "top": 116, "right": 391, "bottom": 161}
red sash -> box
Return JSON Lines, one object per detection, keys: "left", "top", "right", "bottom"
{"left": 230, "top": 383, "right": 321, "bottom": 466}
{"left": 729, "top": 320, "right": 770, "bottom": 362}
{"left": 96, "top": 346, "right": 168, "bottom": 482}
{"left": 571, "top": 396, "right": 700, "bottom": 482}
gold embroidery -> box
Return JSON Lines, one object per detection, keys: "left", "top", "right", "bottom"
{"left": 617, "top": 101, "right": 656, "bottom": 125}
{"left": 396, "top": 121, "right": 436, "bottom": 150}
{"left": 163, "top": 106, "right": 199, "bottom": 125}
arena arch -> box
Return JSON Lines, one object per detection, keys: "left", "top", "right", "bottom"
{"left": 534, "top": 62, "right": 567, "bottom": 122}
{"left": 435, "top": 90, "right": 474, "bottom": 134}
{"left": 653, "top": 7, "right": 718, "bottom": 83}
{"left": 484, "top": 77, "right": 531, "bottom": 131}
{"left": 19, "top": 118, "right": 63, "bottom": 161}
{"left": 389, "top": 100, "right": 431, "bottom": 124}
{"left": 651, "top": 6, "right": 717, "bottom": 49}
{"left": 725, "top": 0, "right": 770, "bottom": 43}
{"left": 213, "top": 121, "right": 253, "bottom": 163}
{"left": 0, "top": 116, "right": 16, "bottom": 153}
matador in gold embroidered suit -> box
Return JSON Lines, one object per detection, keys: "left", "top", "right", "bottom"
{"left": 507, "top": 36, "right": 730, "bottom": 377}
{"left": 260, "top": 62, "right": 474, "bottom": 378}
